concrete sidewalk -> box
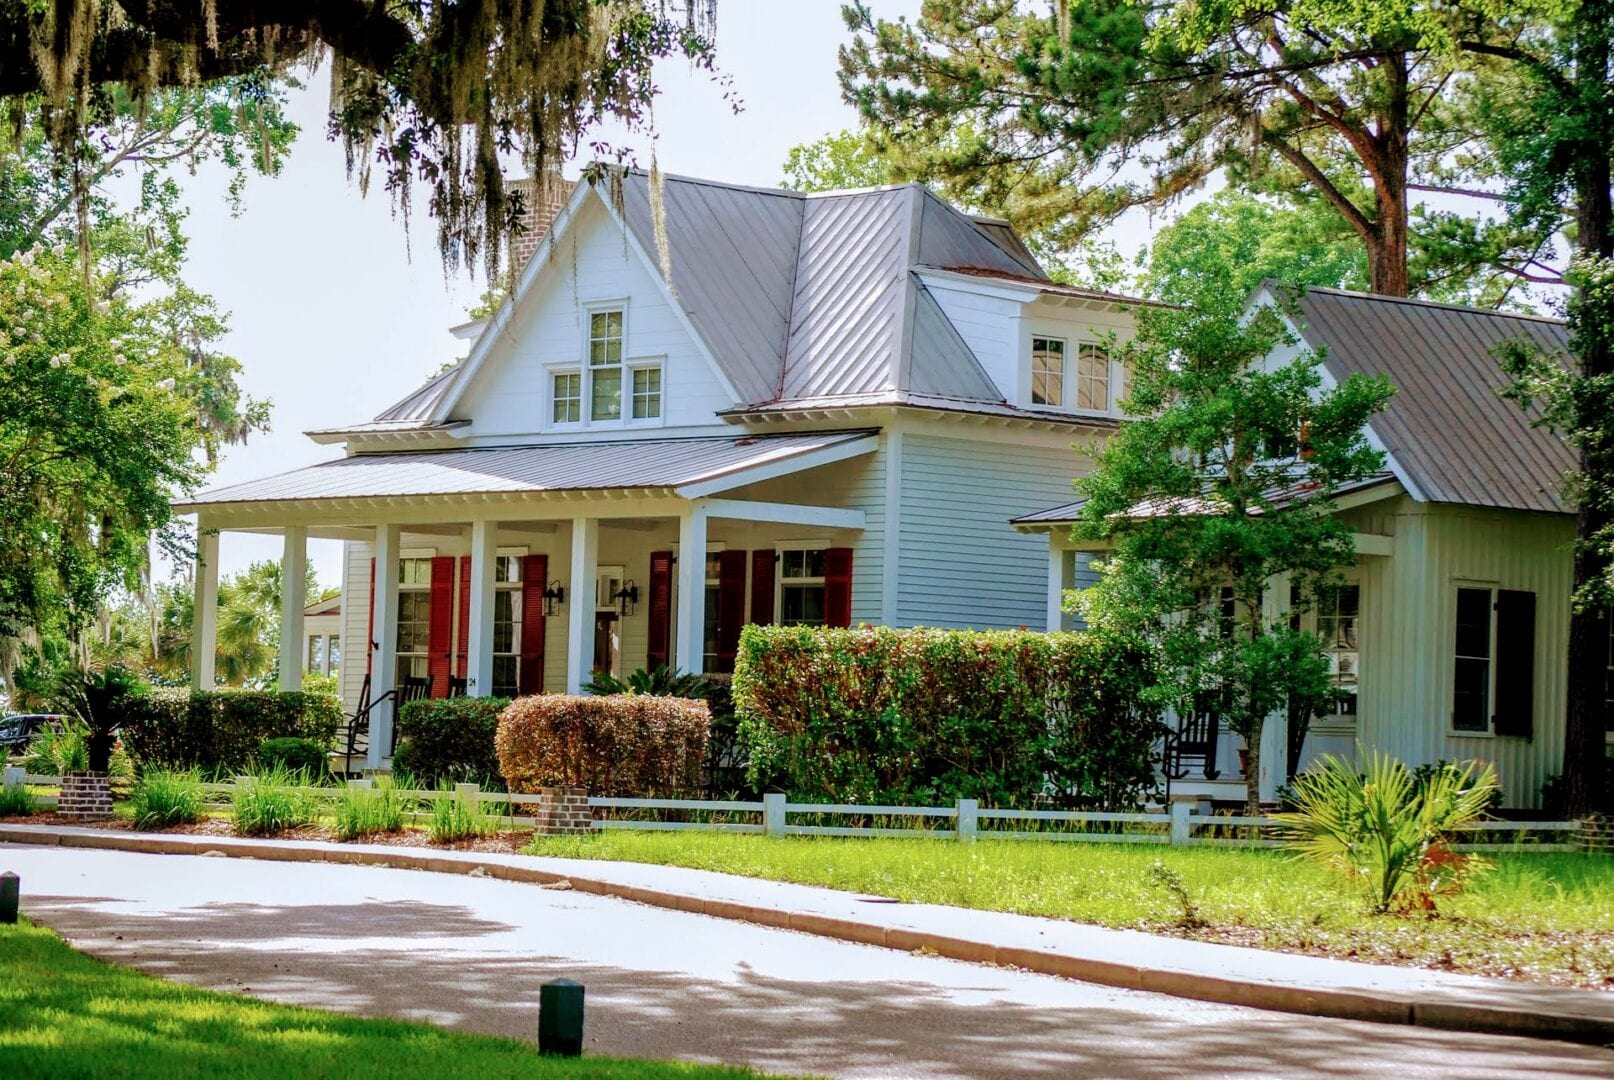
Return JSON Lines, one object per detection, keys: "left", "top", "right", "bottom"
{"left": 4, "top": 822, "right": 1611, "bottom": 1045}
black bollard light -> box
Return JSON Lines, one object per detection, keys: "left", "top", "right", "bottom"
{"left": 538, "top": 978, "right": 585, "bottom": 1057}
{"left": 0, "top": 871, "right": 17, "bottom": 925}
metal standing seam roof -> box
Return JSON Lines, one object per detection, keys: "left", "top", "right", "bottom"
{"left": 373, "top": 171, "right": 1093, "bottom": 433}
{"left": 1011, "top": 472, "right": 1402, "bottom": 527}
{"left": 1289, "top": 287, "right": 1573, "bottom": 515}
{"left": 176, "top": 430, "right": 877, "bottom": 510}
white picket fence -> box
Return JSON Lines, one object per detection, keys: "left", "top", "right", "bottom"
{"left": 3, "top": 766, "right": 1587, "bottom": 851}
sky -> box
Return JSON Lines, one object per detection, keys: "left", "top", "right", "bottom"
{"left": 166, "top": 0, "right": 935, "bottom": 588}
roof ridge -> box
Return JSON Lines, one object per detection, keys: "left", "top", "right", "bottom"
{"left": 614, "top": 165, "right": 921, "bottom": 202}
{"left": 1274, "top": 281, "right": 1565, "bottom": 326}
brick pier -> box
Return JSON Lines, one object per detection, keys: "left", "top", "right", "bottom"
{"left": 58, "top": 772, "right": 113, "bottom": 819}
{"left": 534, "top": 786, "right": 591, "bottom": 835}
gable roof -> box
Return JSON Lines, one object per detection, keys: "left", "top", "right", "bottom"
{"left": 1285, "top": 286, "right": 1574, "bottom": 515}
{"left": 374, "top": 170, "right": 1124, "bottom": 435}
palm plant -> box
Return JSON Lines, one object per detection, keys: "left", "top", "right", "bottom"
{"left": 52, "top": 665, "right": 142, "bottom": 774}
{"left": 1272, "top": 751, "right": 1498, "bottom": 914}
{"left": 584, "top": 664, "right": 704, "bottom": 697}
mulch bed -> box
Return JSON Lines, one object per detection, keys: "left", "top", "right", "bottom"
{"left": 0, "top": 812, "right": 530, "bottom": 854}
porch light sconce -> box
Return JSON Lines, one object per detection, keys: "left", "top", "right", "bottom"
{"left": 542, "top": 580, "right": 566, "bottom": 617}
{"left": 612, "top": 580, "right": 639, "bottom": 616}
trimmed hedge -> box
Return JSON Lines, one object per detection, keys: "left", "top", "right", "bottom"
{"left": 495, "top": 694, "right": 710, "bottom": 797}
{"left": 733, "top": 625, "right": 1163, "bottom": 809}
{"left": 257, "top": 737, "right": 331, "bottom": 778}
{"left": 117, "top": 689, "right": 342, "bottom": 772}
{"left": 391, "top": 697, "right": 512, "bottom": 788}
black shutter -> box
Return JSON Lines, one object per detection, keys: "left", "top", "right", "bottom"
{"left": 1493, "top": 590, "right": 1536, "bottom": 739}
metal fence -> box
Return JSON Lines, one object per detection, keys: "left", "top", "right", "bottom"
{"left": 4, "top": 767, "right": 1588, "bottom": 851}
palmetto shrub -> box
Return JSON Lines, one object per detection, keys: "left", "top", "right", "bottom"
{"left": 333, "top": 777, "right": 408, "bottom": 841}
{"left": 231, "top": 767, "right": 319, "bottom": 836}
{"left": 128, "top": 769, "right": 206, "bottom": 830}
{"left": 426, "top": 781, "right": 502, "bottom": 844}
{"left": 1272, "top": 752, "right": 1499, "bottom": 914}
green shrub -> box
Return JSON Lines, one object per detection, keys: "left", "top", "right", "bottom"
{"left": 118, "top": 689, "right": 341, "bottom": 772}
{"left": 128, "top": 769, "right": 206, "bottom": 830}
{"left": 332, "top": 777, "right": 408, "bottom": 841}
{"left": 257, "top": 737, "right": 330, "bottom": 779}
{"left": 427, "top": 781, "right": 502, "bottom": 843}
{"left": 1273, "top": 752, "right": 1499, "bottom": 915}
{"left": 495, "top": 694, "right": 709, "bottom": 797}
{"left": 391, "top": 697, "right": 511, "bottom": 788}
{"left": 22, "top": 722, "right": 132, "bottom": 778}
{"left": 0, "top": 784, "right": 36, "bottom": 816}
{"left": 231, "top": 768, "right": 319, "bottom": 836}
{"left": 733, "top": 625, "right": 1161, "bottom": 808}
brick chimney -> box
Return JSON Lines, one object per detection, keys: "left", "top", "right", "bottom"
{"left": 506, "top": 172, "right": 574, "bottom": 272}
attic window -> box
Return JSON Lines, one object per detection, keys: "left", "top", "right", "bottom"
{"left": 589, "top": 310, "right": 625, "bottom": 421}
{"left": 1076, "top": 344, "right": 1110, "bottom": 410}
{"left": 1031, "top": 337, "right": 1065, "bottom": 405}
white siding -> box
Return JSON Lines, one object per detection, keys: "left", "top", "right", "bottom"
{"left": 455, "top": 198, "right": 735, "bottom": 439}
{"left": 924, "top": 283, "right": 1021, "bottom": 398}
{"left": 898, "top": 433, "right": 1086, "bottom": 628}
{"left": 1343, "top": 497, "right": 1573, "bottom": 808}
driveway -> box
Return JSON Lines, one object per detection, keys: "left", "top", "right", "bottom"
{"left": 7, "top": 845, "right": 1612, "bottom": 1079}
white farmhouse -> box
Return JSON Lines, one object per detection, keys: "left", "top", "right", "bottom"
{"left": 176, "top": 171, "right": 1138, "bottom": 770}
{"left": 1019, "top": 286, "right": 1584, "bottom": 809}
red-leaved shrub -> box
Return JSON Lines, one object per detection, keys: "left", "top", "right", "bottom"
{"left": 495, "top": 694, "right": 710, "bottom": 796}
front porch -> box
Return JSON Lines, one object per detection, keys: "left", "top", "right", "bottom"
{"left": 174, "top": 430, "right": 879, "bottom": 772}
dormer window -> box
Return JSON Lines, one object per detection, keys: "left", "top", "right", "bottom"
{"left": 1031, "top": 336, "right": 1065, "bottom": 405}
{"left": 1076, "top": 343, "right": 1110, "bottom": 410}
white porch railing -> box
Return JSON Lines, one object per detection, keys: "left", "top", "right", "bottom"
{"left": 4, "top": 768, "right": 1587, "bottom": 852}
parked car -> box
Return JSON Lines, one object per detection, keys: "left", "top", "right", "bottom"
{"left": 0, "top": 713, "right": 60, "bottom": 756}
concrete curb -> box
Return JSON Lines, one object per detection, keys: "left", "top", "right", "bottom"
{"left": 4, "top": 824, "right": 1611, "bottom": 1046}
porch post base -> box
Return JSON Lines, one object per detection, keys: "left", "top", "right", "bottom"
{"left": 534, "top": 786, "right": 592, "bottom": 835}
{"left": 58, "top": 772, "right": 114, "bottom": 819}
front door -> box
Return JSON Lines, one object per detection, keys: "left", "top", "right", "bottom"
{"left": 593, "top": 611, "right": 619, "bottom": 676}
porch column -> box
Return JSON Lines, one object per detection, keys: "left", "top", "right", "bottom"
{"left": 368, "top": 523, "right": 401, "bottom": 770}
{"left": 675, "top": 505, "right": 708, "bottom": 675}
{"left": 1046, "top": 543, "right": 1065, "bottom": 632}
{"left": 565, "top": 517, "right": 598, "bottom": 693}
{"left": 278, "top": 526, "right": 307, "bottom": 691}
{"left": 466, "top": 520, "right": 498, "bottom": 696}
{"left": 190, "top": 528, "right": 219, "bottom": 689}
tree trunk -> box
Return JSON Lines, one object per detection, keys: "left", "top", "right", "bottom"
{"left": 1366, "top": 53, "right": 1412, "bottom": 298}
{"left": 1563, "top": 4, "right": 1614, "bottom": 819}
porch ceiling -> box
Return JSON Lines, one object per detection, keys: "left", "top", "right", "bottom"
{"left": 174, "top": 430, "right": 878, "bottom": 516}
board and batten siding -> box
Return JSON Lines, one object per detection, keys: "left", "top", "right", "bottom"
{"left": 898, "top": 434, "right": 1085, "bottom": 628}
{"left": 1342, "top": 497, "right": 1573, "bottom": 808}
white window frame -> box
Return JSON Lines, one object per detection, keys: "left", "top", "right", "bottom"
{"left": 628, "top": 359, "right": 665, "bottom": 424}
{"left": 563, "top": 300, "right": 666, "bottom": 431}
{"left": 1075, "top": 342, "right": 1111, "bottom": 412}
{"left": 395, "top": 556, "right": 435, "bottom": 685}
{"left": 775, "top": 541, "right": 830, "bottom": 628}
{"left": 491, "top": 553, "right": 525, "bottom": 698}
{"left": 1030, "top": 335, "right": 1066, "bottom": 408}
{"left": 1451, "top": 580, "right": 1499, "bottom": 738}
{"left": 549, "top": 366, "right": 583, "bottom": 427}
{"left": 1293, "top": 580, "right": 1361, "bottom": 732}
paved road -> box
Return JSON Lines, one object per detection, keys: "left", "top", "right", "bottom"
{"left": 7, "top": 846, "right": 1612, "bottom": 1079}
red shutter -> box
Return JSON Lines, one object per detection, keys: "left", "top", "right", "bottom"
{"left": 825, "top": 547, "right": 853, "bottom": 628}
{"left": 715, "top": 549, "right": 748, "bottom": 673}
{"left": 518, "top": 554, "right": 548, "bottom": 696}
{"left": 427, "top": 556, "right": 454, "bottom": 697}
{"left": 365, "top": 558, "right": 376, "bottom": 674}
{"left": 455, "top": 556, "right": 471, "bottom": 678}
{"left": 750, "top": 549, "right": 775, "bottom": 626}
{"left": 646, "top": 550, "right": 674, "bottom": 670}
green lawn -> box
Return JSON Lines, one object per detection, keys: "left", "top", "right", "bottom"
{"left": 524, "top": 831, "right": 1614, "bottom": 988}
{"left": 0, "top": 919, "right": 779, "bottom": 1079}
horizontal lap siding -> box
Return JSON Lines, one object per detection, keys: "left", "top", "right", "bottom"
{"left": 719, "top": 442, "right": 887, "bottom": 625}
{"left": 899, "top": 434, "right": 1083, "bottom": 629}
{"left": 458, "top": 199, "right": 734, "bottom": 435}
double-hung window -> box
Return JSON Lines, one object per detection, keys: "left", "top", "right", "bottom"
{"left": 1316, "top": 584, "right": 1361, "bottom": 722}
{"left": 1452, "top": 585, "right": 1537, "bottom": 737}
{"left": 778, "top": 548, "right": 827, "bottom": 626}
{"left": 551, "top": 306, "right": 663, "bottom": 428}
{"left": 1452, "top": 586, "right": 1495, "bottom": 733}
{"left": 702, "top": 551, "right": 723, "bottom": 671}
